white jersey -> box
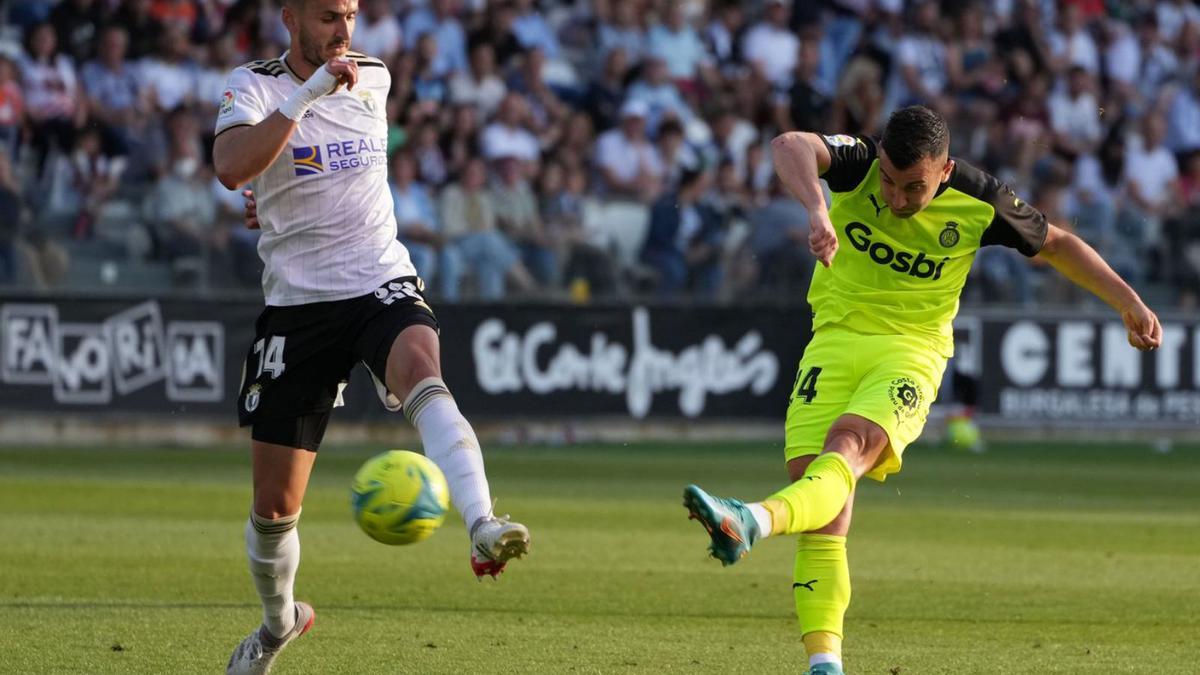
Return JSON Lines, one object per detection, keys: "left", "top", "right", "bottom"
{"left": 214, "top": 50, "right": 414, "bottom": 306}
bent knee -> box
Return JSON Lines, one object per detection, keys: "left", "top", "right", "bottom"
{"left": 824, "top": 416, "right": 890, "bottom": 469}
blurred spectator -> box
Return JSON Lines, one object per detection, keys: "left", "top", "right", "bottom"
{"left": 831, "top": 53, "right": 884, "bottom": 134}
{"left": 625, "top": 56, "right": 696, "bottom": 136}
{"left": 0, "top": 0, "right": 1195, "bottom": 306}
{"left": 649, "top": 0, "right": 713, "bottom": 90}
{"left": 22, "top": 22, "right": 82, "bottom": 177}
{"left": 583, "top": 47, "right": 629, "bottom": 132}
{"left": 595, "top": 99, "right": 662, "bottom": 201}
{"left": 705, "top": 1, "right": 745, "bottom": 75}
{"left": 1157, "top": 0, "right": 1200, "bottom": 44}
{"left": 390, "top": 151, "right": 443, "bottom": 283}
{"left": 111, "top": 0, "right": 164, "bottom": 60}
{"left": 890, "top": 0, "right": 951, "bottom": 113}
{"left": 1103, "top": 18, "right": 1141, "bottom": 98}
{"left": 0, "top": 150, "right": 23, "bottom": 284}
{"left": 731, "top": 178, "right": 812, "bottom": 296}
{"left": 1005, "top": 74, "right": 1052, "bottom": 184}
{"left": 539, "top": 161, "right": 617, "bottom": 297}
{"left": 554, "top": 110, "right": 595, "bottom": 171}
{"left": 1119, "top": 113, "right": 1180, "bottom": 279}
{"left": 141, "top": 25, "right": 200, "bottom": 113}
{"left": 1167, "top": 68, "right": 1200, "bottom": 156}
{"left": 641, "top": 165, "right": 722, "bottom": 298}
{"left": 656, "top": 118, "right": 697, "bottom": 189}
{"left": 506, "top": 47, "right": 568, "bottom": 141}
{"left": 49, "top": 0, "right": 103, "bottom": 65}
{"left": 353, "top": 0, "right": 403, "bottom": 62}
{"left": 492, "top": 154, "right": 557, "bottom": 286}
{"left": 45, "top": 127, "right": 124, "bottom": 239}
{"left": 742, "top": 0, "right": 799, "bottom": 88}
{"left": 775, "top": 39, "right": 829, "bottom": 133}
{"left": 151, "top": 0, "right": 199, "bottom": 34}
{"left": 471, "top": 1, "right": 523, "bottom": 67}
{"left": 708, "top": 108, "right": 758, "bottom": 180}
{"left": 404, "top": 0, "right": 467, "bottom": 77}
{"left": 946, "top": 4, "right": 1004, "bottom": 107}
{"left": 482, "top": 92, "right": 540, "bottom": 164}
{"left": 438, "top": 158, "right": 535, "bottom": 300}
{"left": 1168, "top": 151, "right": 1200, "bottom": 306}
{"left": 441, "top": 103, "right": 480, "bottom": 179}
{"left": 597, "top": 0, "right": 647, "bottom": 63}
{"left": 1048, "top": 66, "right": 1102, "bottom": 158}
{"left": 142, "top": 132, "right": 215, "bottom": 266}
{"left": 0, "top": 57, "right": 24, "bottom": 158}
{"left": 210, "top": 179, "right": 262, "bottom": 288}
{"left": 1135, "top": 13, "right": 1179, "bottom": 106}
{"left": 1048, "top": 2, "right": 1100, "bottom": 74}
{"left": 81, "top": 25, "right": 144, "bottom": 158}
{"left": 411, "top": 121, "right": 449, "bottom": 186}
{"left": 512, "top": 0, "right": 562, "bottom": 58}
{"left": 449, "top": 42, "right": 506, "bottom": 117}
{"left": 413, "top": 33, "right": 449, "bottom": 104}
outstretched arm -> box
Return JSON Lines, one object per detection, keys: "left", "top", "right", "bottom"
{"left": 1036, "top": 224, "right": 1162, "bottom": 351}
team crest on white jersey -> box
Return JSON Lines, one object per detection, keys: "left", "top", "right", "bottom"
{"left": 357, "top": 90, "right": 377, "bottom": 114}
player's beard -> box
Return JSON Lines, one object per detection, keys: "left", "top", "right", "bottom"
{"left": 297, "top": 27, "right": 347, "bottom": 69}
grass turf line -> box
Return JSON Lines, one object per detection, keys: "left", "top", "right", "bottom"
{"left": 0, "top": 442, "right": 1197, "bottom": 674}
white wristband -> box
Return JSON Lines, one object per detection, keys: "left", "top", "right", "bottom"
{"left": 278, "top": 61, "right": 342, "bottom": 121}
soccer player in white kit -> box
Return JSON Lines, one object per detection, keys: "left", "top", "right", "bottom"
{"left": 213, "top": 2, "right": 530, "bottom": 673}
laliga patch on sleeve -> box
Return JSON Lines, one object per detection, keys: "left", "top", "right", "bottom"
{"left": 823, "top": 134, "right": 858, "bottom": 147}
{"left": 219, "top": 90, "right": 235, "bottom": 117}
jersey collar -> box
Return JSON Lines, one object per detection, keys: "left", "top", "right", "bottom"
{"left": 278, "top": 50, "right": 307, "bottom": 85}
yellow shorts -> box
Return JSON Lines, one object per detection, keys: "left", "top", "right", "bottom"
{"left": 784, "top": 327, "right": 947, "bottom": 481}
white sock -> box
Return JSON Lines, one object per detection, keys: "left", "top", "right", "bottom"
{"left": 245, "top": 511, "right": 300, "bottom": 638}
{"left": 404, "top": 378, "right": 493, "bottom": 528}
{"left": 747, "top": 503, "right": 773, "bottom": 538}
{"left": 810, "top": 653, "right": 842, "bottom": 668}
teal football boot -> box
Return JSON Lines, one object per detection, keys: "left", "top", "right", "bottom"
{"left": 682, "top": 484, "right": 760, "bottom": 566}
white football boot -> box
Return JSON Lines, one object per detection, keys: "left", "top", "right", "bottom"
{"left": 469, "top": 515, "right": 530, "bottom": 579}
{"left": 226, "top": 601, "right": 315, "bottom": 675}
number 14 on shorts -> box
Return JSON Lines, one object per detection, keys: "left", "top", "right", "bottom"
{"left": 791, "top": 367, "right": 822, "bottom": 404}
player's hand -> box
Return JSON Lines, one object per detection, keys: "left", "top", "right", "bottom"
{"left": 1121, "top": 302, "right": 1162, "bottom": 351}
{"left": 808, "top": 210, "right": 838, "bottom": 267}
{"left": 325, "top": 57, "right": 358, "bottom": 92}
{"left": 243, "top": 189, "right": 259, "bottom": 230}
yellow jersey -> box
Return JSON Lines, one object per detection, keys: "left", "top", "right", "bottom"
{"left": 808, "top": 134, "right": 1048, "bottom": 357}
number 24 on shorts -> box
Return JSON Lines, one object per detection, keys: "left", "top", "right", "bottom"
{"left": 791, "top": 366, "right": 822, "bottom": 404}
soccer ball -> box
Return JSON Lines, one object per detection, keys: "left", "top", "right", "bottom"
{"left": 350, "top": 450, "right": 449, "bottom": 545}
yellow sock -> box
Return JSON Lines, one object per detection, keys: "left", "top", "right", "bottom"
{"left": 765, "top": 454, "right": 855, "bottom": 535}
{"left": 795, "top": 534, "right": 850, "bottom": 662}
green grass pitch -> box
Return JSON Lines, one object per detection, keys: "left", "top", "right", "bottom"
{"left": 1, "top": 441, "right": 1197, "bottom": 674}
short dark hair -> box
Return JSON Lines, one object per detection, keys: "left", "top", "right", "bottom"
{"left": 880, "top": 105, "right": 949, "bottom": 169}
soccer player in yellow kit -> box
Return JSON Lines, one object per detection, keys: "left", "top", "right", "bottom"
{"left": 683, "top": 106, "right": 1162, "bottom": 675}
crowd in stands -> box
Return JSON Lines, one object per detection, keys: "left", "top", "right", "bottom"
{"left": 0, "top": 0, "right": 1197, "bottom": 307}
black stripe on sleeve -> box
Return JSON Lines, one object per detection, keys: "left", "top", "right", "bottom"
{"left": 950, "top": 161, "right": 1048, "bottom": 257}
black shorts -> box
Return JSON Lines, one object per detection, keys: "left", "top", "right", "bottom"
{"left": 236, "top": 276, "right": 438, "bottom": 450}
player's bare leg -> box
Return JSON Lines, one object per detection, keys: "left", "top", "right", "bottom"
{"left": 227, "top": 442, "right": 317, "bottom": 675}
{"left": 385, "top": 325, "right": 530, "bottom": 579}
